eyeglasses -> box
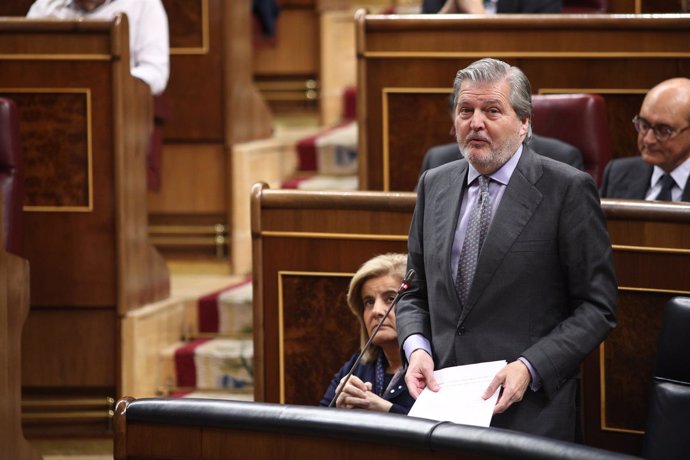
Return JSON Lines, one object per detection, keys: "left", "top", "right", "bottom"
{"left": 633, "top": 115, "right": 690, "bottom": 142}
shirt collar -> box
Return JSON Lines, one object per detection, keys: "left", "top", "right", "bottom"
{"left": 466, "top": 144, "right": 523, "bottom": 186}
{"left": 651, "top": 154, "right": 690, "bottom": 189}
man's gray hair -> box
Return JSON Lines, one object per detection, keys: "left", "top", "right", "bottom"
{"left": 452, "top": 58, "right": 533, "bottom": 140}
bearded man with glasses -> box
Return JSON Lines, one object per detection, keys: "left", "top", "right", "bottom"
{"left": 600, "top": 78, "right": 690, "bottom": 202}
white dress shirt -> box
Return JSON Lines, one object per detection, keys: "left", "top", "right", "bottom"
{"left": 27, "top": 0, "right": 169, "bottom": 95}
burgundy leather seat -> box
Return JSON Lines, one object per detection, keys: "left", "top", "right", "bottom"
{"left": 0, "top": 97, "right": 24, "bottom": 256}
{"left": 532, "top": 93, "right": 612, "bottom": 186}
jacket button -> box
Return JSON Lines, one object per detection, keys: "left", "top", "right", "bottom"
{"left": 457, "top": 326, "right": 466, "bottom": 336}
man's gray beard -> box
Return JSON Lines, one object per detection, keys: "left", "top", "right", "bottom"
{"left": 461, "top": 137, "right": 522, "bottom": 173}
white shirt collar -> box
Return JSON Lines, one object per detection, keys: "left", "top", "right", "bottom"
{"left": 651, "top": 155, "right": 690, "bottom": 191}
{"left": 466, "top": 144, "right": 523, "bottom": 187}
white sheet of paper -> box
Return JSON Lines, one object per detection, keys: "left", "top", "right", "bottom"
{"left": 407, "top": 360, "right": 507, "bottom": 427}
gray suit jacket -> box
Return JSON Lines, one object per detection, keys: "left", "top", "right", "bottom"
{"left": 599, "top": 156, "right": 690, "bottom": 202}
{"left": 397, "top": 148, "right": 617, "bottom": 441}
{"left": 420, "top": 134, "right": 584, "bottom": 178}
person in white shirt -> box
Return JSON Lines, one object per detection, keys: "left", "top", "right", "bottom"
{"left": 27, "top": 0, "right": 169, "bottom": 95}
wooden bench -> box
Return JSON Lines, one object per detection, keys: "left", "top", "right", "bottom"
{"left": 0, "top": 16, "right": 169, "bottom": 436}
{"left": 354, "top": 12, "right": 690, "bottom": 191}
{"left": 251, "top": 183, "right": 690, "bottom": 456}
{"left": 112, "top": 396, "right": 638, "bottom": 460}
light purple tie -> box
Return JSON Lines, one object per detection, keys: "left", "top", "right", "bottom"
{"left": 456, "top": 175, "right": 492, "bottom": 307}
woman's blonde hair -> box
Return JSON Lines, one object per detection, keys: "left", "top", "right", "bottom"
{"left": 346, "top": 253, "right": 407, "bottom": 363}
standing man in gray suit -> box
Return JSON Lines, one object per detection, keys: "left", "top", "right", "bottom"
{"left": 396, "top": 58, "right": 617, "bottom": 441}
{"left": 600, "top": 78, "right": 690, "bottom": 202}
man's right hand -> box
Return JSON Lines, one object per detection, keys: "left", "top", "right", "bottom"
{"left": 404, "top": 349, "right": 440, "bottom": 399}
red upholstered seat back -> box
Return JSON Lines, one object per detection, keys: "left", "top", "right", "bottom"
{"left": 0, "top": 97, "right": 24, "bottom": 256}
{"left": 531, "top": 93, "right": 612, "bottom": 186}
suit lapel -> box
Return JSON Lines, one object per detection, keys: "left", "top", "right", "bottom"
{"left": 628, "top": 163, "right": 653, "bottom": 199}
{"left": 432, "top": 162, "right": 468, "bottom": 306}
{"left": 459, "top": 149, "right": 544, "bottom": 323}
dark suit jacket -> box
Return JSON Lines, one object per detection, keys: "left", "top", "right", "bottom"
{"left": 420, "top": 134, "right": 584, "bottom": 178}
{"left": 397, "top": 148, "right": 617, "bottom": 441}
{"left": 599, "top": 156, "right": 690, "bottom": 202}
{"left": 421, "top": 0, "right": 562, "bottom": 13}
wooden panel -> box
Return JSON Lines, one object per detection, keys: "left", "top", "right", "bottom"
{"left": 356, "top": 13, "right": 690, "bottom": 191}
{"left": 22, "top": 308, "right": 116, "bottom": 387}
{"left": 0, "top": 17, "right": 170, "bottom": 435}
{"left": 162, "top": 0, "right": 272, "bottom": 144}
{"left": 251, "top": 184, "right": 412, "bottom": 403}
{"left": 0, "top": 241, "right": 41, "bottom": 460}
{"left": 252, "top": 186, "right": 690, "bottom": 456}
{"left": 147, "top": 144, "right": 227, "bottom": 214}
{"left": 162, "top": 0, "right": 224, "bottom": 142}
{"left": 0, "top": 1, "right": 32, "bottom": 16}
{"left": 253, "top": 8, "right": 319, "bottom": 76}
{"left": 281, "top": 270, "right": 359, "bottom": 404}
{"left": 581, "top": 200, "right": 690, "bottom": 455}
{"left": 6, "top": 92, "right": 90, "bottom": 208}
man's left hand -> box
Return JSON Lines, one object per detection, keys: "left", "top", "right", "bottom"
{"left": 482, "top": 360, "right": 531, "bottom": 414}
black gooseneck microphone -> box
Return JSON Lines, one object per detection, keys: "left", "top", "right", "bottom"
{"left": 328, "top": 268, "right": 416, "bottom": 408}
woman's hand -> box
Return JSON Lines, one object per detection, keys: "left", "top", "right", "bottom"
{"left": 335, "top": 375, "right": 393, "bottom": 412}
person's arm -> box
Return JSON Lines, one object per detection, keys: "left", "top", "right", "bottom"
{"left": 129, "top": 0, "right": 169, "bottom": 95}
{"left": 397, "top": 171, "right": 441, "bottom": 398}
{"left": 26, "top": 0, "right": 57, "bottom": 18}
{"left": 520, "top": 172, "right": 617, "bottom": 399}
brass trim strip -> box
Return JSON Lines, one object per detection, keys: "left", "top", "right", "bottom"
{"left": 159, "top": 386, "right": 255, "bottom": 394}
{"left": 0, "top": 54, "right": 112, "bottom": 61}
{"left": 382, "top": 87, "right": 455, "bottom": 191}
{"left": 22, "top": 411, "right": 113, "bottom": 420}
{"left": 363, "top": 51, "right": 690, "bottom": 59}
{"left": 538, "top": 88, "right": 648, "bottom": 95}
{"left": 382, "top": 88, "right": 390, "bottom": 191}
{"left": 192, "top": 332, "right": 253, "bottom": 340}
{"left": 150, "top": 237, "right": 225, "bottom": 245}
{"left": 22, "top": 398, "right": 113, "bottom": 407}
{"left": 1, "top": 87, "right": 94, "bottom": 212}
{"left": 277, "top": 270, "right": 354, "bottom": 404}
{"left": 149, "top": 224, "right": 227, "bottom": 234}
{"left": 613, "top": 244, "right": 690, "bottom": 255}
{"left": 169, "top": 0, "right": 210, "bottom": 55}
{"left": 261, "top": 230, "right": 408, "bottom": 241}
{"left": 599, "top": 344, "right": 607, "bottom": 432}
{"left": 618, "top": 286, "right": 690, "bottom": 295}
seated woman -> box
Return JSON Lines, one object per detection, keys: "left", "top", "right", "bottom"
{"left": 320, "top": 253, "right": 414, "bottom": 414}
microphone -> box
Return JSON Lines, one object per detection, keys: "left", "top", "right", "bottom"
{"left": 328, "top": 269, "right": 416, "bottom": 408}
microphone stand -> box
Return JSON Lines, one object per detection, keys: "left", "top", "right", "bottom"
{"left": 328, "top": 269, "right": 416, "bottom": 408}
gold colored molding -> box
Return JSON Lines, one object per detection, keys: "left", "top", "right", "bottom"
{"left": 169, "top": 0, "right": 210, "bottom": 55}
{"left": 277, "top": 270, "right": 354, "bottom": 404}
{"left": 598, "top": 342, "right": 645, "bottom": 435}
{"left": 0, "top": 53, "right": 112, "bottom": 61}
{"left": 261, "top": 230, "right": 408, "bottom": 241}
{"left": 618, "top": 286, "right": 690, "bottom": 296}
{"left": 382, "top": 87, "right": 452, "bottom": 191}
{"left": 538, "top": 88, "right": 648, "bottom": 95}
{"left": 613, "top": 244, "right": 690, "bottom": 256}
{"left": 0, "top": 88, "right": 94, "bottom": 212}
{"left": 363, "top": 51, "right": 690, "bottom": 59}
